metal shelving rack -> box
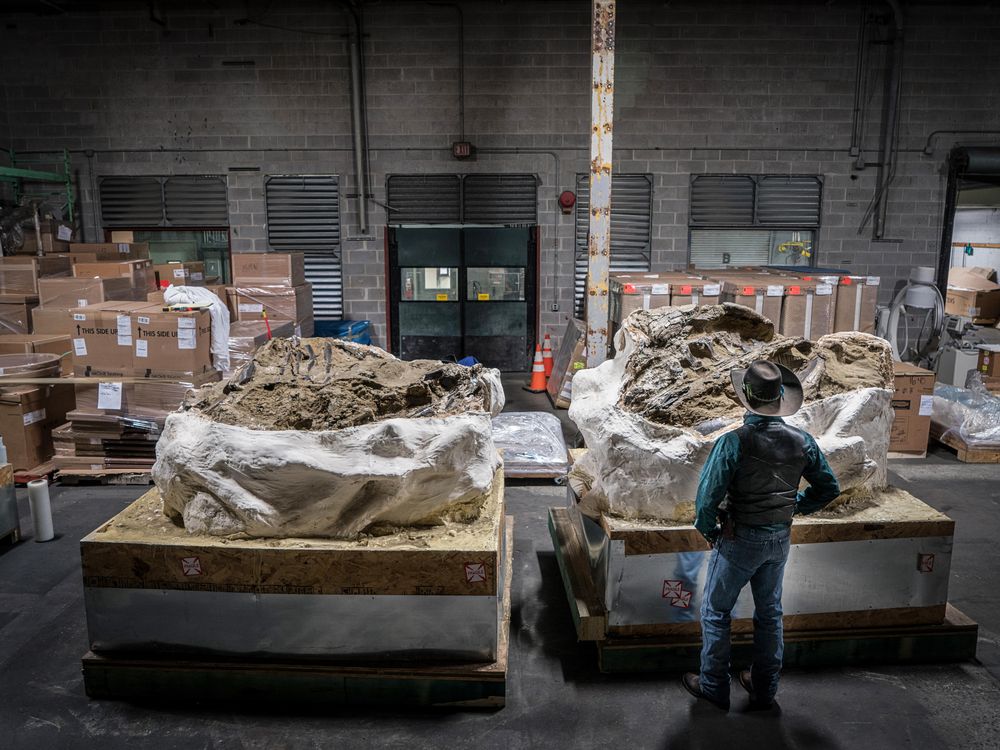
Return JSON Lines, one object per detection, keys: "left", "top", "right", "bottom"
{"left": 0, "top": 148, "right": 75, "bottom": 221}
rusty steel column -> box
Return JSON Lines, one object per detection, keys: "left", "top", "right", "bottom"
{"left": 586, "top": 0, "right": 615, "bottom": 366}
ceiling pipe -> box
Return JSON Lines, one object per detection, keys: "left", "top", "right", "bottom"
{"left": 872, "top": 0, "right": 903, "bottom": 240}
{"left": 336, "top": 0, "right": 369, "bottom": 235}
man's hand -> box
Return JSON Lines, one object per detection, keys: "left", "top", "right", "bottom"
{"left": 702, "top": 525, "right": 722, "bottom": 549}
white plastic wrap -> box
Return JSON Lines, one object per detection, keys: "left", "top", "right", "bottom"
{"left": 491, "top": 412, "right": 569, "bottom": 478}
{"left": 154, "top": 410, "right": 503, "bottom": 539}
{"left": 569, "top": 312, "right": 893, "bottom": 523}
{"left": 932, "top": 383, "right": 1000, "bottom": 448}
{"left": 164, "top": 284, "right": 231, "bottom": 372}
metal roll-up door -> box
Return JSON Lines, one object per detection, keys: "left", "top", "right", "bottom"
{"left": 689, "top": 175, "right": 755, "bottom": 226}
{"left": 386, "top": 175, "right": 461, "bottom": 225}
{"left": 689, "top": 229, "right": 772, "bottom": 268}
{"left": 462, "top": 174, "right": 538, "bottom": 225}
{"left": 756, "top": 176, "right": 822, "bottom": 227}
{"left": 265, "top": 175, "right": 342, "bottom": 320}
{"left": 164, "top": 176, "right": 229, "bottom": 227}
{"left": 574, "top": 174, "right": 653, "bottom": 316}
{"left": 98, "top": 176, "right": 165, "bottom": 227}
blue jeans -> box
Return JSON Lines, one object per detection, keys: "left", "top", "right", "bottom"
{"left": 698, "top": 524, "right": 791, "bottom": 704}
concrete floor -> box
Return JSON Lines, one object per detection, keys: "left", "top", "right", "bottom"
{"left": 1, "top": 398, "right": 999, "bottom": 747}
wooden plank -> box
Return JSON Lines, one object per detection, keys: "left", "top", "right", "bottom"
{"left": 81, "top": 476, "right": 504, "bottom": 597}
{"left": 548, "top": 508, "right": 607, "bottom": 641}
{"left": 597, "top": 604, "right": 978, "bottom": 673}
{"left": 14, "top": 460, "right": 55, "bottom": 485}
{"left": 602, "top": 488, "right": 954, "bottom": 555}
{"left": 607, "top": 604, "right": 948, "bottom": 638}
{"left": 930, "top": 424, "right": 1000, "bottom": 463}
{"left": 80, "top": 516, "right": 514, "bottom": 710}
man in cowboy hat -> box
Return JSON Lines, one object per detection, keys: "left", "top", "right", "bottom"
{"left": 682, "top": 359, "right": 841, "bottom": 712}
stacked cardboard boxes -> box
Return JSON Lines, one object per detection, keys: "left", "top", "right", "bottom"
{"left": 55, "top": 300, "right": 220, "bottom": 474}
{"left": 228, "top": 252, "right": 314, "bottom": 337}
{"left": 946, "top": 267, "right": 1000, "bottom": 323}
{"left": 889, "top": 362, "right": 936, "bottom": 458}
{"left": 0, "top": 255, "right": 72, "bottom": 333}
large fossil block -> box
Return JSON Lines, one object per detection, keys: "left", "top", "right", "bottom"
{"left": 569, "top": 304, "right": 894, "bottom": 522}
{"left": 153, "top": 338, "right": 505, "bottom": 539}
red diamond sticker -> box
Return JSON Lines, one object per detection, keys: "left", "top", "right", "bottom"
{"left": 662, "top": 579, "right": 692, "bottom": 608}
{"left": 464, "top": 562, "right": 487, "bottom": 584}
{"left": 917, "top": 553, "right": 935, "bottom": 573}
{"left": 181, "top": 556, "right": 203, "bottom": 577}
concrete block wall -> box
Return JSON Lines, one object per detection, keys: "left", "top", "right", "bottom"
{"left": 1, "top": 0, "right": 998, "bottom": 352}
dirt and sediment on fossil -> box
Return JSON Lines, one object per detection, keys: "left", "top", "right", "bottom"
{"left": 182, "top": 336, "right": 500, "bottom": 431}
{"left": 617, "top": 304, "right": 894, "bottom": 428}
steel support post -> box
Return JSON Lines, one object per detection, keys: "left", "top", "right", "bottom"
{"left": 585, "top": 0, "right": 615, "bottom": 366}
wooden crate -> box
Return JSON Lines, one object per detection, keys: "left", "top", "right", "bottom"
{"left": 549, "top": 506, "right": 976, "bottom": 671}
{"left": 930, "top": 423, "right": 1000, "bottom": 463}
{"left": 82, "top": 517, "right": 514, "bottom": 709}
{"left": 82, "top": 473, "right": 507, "bottom": 661}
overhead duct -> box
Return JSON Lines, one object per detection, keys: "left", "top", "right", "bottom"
{"left": 338, "top": 1, "right": 370, "bottom": 235}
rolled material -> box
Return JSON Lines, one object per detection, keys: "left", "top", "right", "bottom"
{"left": 27, "top": 479, "right": 54, "bottom": 542}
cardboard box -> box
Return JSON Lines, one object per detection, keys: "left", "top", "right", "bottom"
{"left": 69, "top": 301, "right": 151, "bottom": 377}
{"left": 0, "top": 333, "right": 72, "bottom": 375}
{"left": 609, "top": 274, "right": 673, "bottom": 327}
{"left": 778, "top": 278, "right": 837, "bottom": 339}
{"left": 68, "top": 242, "right": 150, "bottom": 262}
{"left": 133, "top": 307, "right": 213, "bottom": 377}
{"left": 669, "top": 278, "right": 722, "bottom": 307}
{"left": 833, "top": 276, "right": 880, "bottom": 334}
{"left": 0, "top": 255, "right": 72, "bottom": 294}
{"left": 0, "top": 293, "right": 38, "bottom": 334}
{"left": 977, "top": 345, "right": 1000, "bottom": 379}
{"left": 74, "top": 370, "right": 220, "bottom": 419}
{"left": 227, "top": 320, "right": 295, "bottom": 371}
{"left": 296, "top": 315, "right": 315, "bottom": 338}
{"left": 716, "top": 276, "right": 784, "bottom": 323}
{"left": 30, "top": 307, "right": 71, "bottom": 336}
{"left": 889, "top": 362, "right": 935, "bottom": 457}
{"left": 154, "top": 262, "right": 206, "bottom": 287}
{"left": 11, "top": 220, "right": 74, "bottom": 255}
{"left": 228, "top": 284, "right": 313, "bottom": 326}
{"left": 232, "top": 253, "right": 306, "bottom": 286}
{"left": 546, "top": 319, "right": 586, "bottom": 409}
{"left": 946, "top": 268, "right": 1000, "bottom": 322}
{"left": 0, "top": 384, "right": 76, "bottom": 470}
{"left": 37, "top": 276, "right": 138, "bottom": 309}
{"left": 73, "top": 259, "right": 156, "bottom": 294}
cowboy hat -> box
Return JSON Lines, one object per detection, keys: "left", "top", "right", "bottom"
{"left": 730, "top": 360, "right": 804, "bottom": 417}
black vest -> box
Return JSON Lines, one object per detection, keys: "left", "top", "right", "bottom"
{"left": 724, "top": 420, "right": 810, "bottom": 526}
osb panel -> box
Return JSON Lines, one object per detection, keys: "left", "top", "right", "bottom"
{"left": 607, "top": 604, "right": 948, "bottom": 639}
{"left": 81, "top": 475, "right": 504, "bottom": 597}
{"left": 602, "top": 487, "right": 954, "bottom": 555}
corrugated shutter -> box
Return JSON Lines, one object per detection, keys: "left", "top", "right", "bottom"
{"left": 265, "top": 175, "right": 342, "bottom": 320}
{"left": 303, "top": 254, "right": 343, "bottom": 320}
{"left": 689, "top": 176, "right": 755, "bottom": 226}
{"left": 386, "top": 175, "right": 461, "bottom": 224}
{"left": 164, "top": 176, "right": 229, "bottom": 226}
{"left": 462, "top": 174, "right": 537, "bottom": 225}
{"left": 689, "top": 229, "right": 771, "bottom": 268}
{"left": 574, "top": 174, "right": 653, "bottom": 316}
{"left": 756, "top": 176, "right": 822, "bottom": 227}
{"left": 99, "top": 176, "right": 229, "bottom": 228}
{"left": 98, "top": 176, "right": 165, "bottom": 227}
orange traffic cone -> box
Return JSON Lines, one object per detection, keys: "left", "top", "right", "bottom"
{"left": 524, "top": 344, "right": 547, "bottom": 392}
{"left": 542, "top": 333, "right": 553, "bottom": 377}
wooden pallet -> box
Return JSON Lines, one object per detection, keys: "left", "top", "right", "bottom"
{"left": 548, "top": 507, "right": 978, "bottom": 673}
{"left": 13, "top": 461, "right": 56, "bottom": 486}
{"left": 57, "top": 469, "right": 154, "bottom": 486}
{"left": 1, "top": 526, "right": 21, "bottom": 547}
{"left": 596, "top": 605, "right": 979, "bottom": 673}
{"left": 81, "top": 518, "right": 514, "bottom": 710}
{"left": 931, "top": 425, "right": 1000, "bottom": 463}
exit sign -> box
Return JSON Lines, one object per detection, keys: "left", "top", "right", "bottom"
{"left": 452, "top": 141, "right": 474, "bottom": 159}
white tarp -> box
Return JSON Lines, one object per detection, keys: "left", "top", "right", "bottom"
{"left": 569, "top": 315, "right": 893, "bottom": 523}
{"left": 164, "top": 284, "right": 231, "bottom": 372}
{"left": 154, "top": 410, "right": 503, "bottom": 539}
